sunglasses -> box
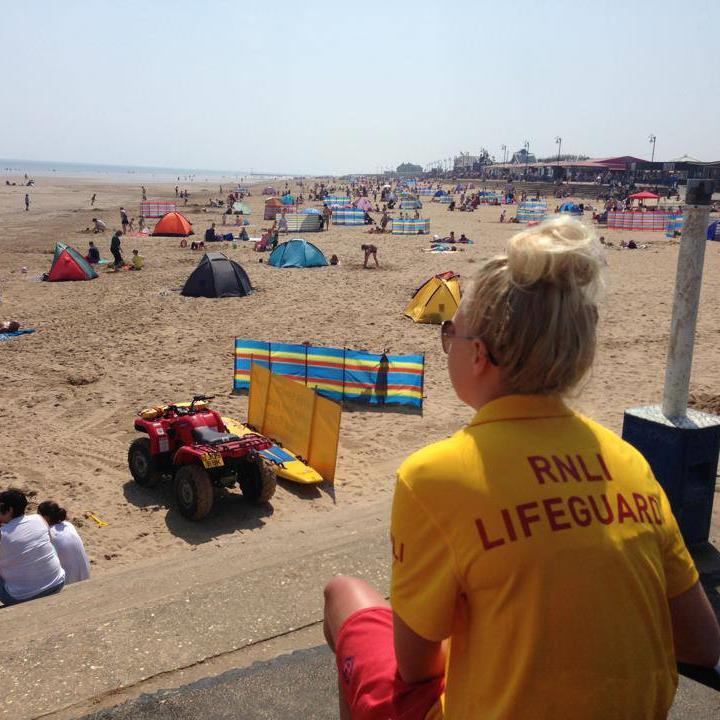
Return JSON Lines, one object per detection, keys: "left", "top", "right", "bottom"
{"left": 441, "top": 320, "right": 499, "bottom": 365}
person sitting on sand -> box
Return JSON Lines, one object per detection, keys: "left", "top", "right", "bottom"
{"left": 86, "top": 241, "right": 101, "bottom": 264}
{"left": 179, "top": 237, "right": 188, "bottom": 248}
{"left": 238, "top": 227, "right": 249, "bottom": 242}
{"left": 330, "top": 254, "right": 339, "bottom": 266}
{"left": 190, "top": 241, "right": 206, "bottom": 251}
{"left": 130, "top": 249, "right": 144, "bottom": 270}
{"left": 38, "top": 501, "right": 90, "bottom": 585}
{"left": 0, "top": 489, "right": 65, "bottom": 606}
{"left": 92, "top": 218, "right": 106, "bottom": 233}
{"left": 0, "top": 320, "right": 21, "bottom": 333}
{"left": 205, "top": 223, "right": 221, "bottom": 242}
{"left": 458, "top": 233, "right": 470, "bottom": 243}
{"left": 361, "top": 243, "right": 379, "bottom": 268}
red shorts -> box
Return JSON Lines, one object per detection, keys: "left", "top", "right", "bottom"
{"left": 335, "top": 606, "right": 444, "bottom": 720}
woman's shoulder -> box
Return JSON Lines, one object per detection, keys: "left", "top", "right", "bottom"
{"left": 398, "top": 431, "right": 475, "bottom": 487}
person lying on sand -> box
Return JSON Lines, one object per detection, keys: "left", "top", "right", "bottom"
{"left": 0, "top": 320, "right": 21, "bottom": 332}
{"left": 190, "top": 241, "right": 206, "bottom": 251}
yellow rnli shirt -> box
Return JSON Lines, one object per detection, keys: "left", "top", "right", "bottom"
{"left": 390, "top": 395, "right": 698, "bottom": 720}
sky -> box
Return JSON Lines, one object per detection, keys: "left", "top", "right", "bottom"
{"left": 1, "top": 0, "right": 718, "bottom": 175}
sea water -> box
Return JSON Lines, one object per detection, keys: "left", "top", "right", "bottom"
{"left": 0, "top": 158, "right": 289, "bottom": 184}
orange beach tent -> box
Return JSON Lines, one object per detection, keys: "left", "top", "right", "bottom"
{"left": 152, "top": 211, "right": 194, "bottom": 236}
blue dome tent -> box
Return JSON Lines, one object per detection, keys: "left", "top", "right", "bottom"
{"left": 559, "top": 202, "right": 582, "bottom": 214}
{"left": 268, "top": 238, "right": 328, "bottom": 268}
{"left": 707, "top": 220, "right": 719, "bottom": 241}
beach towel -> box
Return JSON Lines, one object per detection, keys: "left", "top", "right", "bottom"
{"left": 0, "top": 328, "right": 35, "bottom": 342}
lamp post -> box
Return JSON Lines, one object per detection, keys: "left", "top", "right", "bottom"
{"left": 555, "top": 136, "right": 562, "bottom": 181}
{"left": 523, "top": 140, "right": 530, "bottom": 179}
{"left": 649, "top": 134, "right": 657, "bottom": 163}
{"left": 501, "top": 144, "right": 507, "bottom": 164}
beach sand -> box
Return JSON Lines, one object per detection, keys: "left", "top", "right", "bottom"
{"left": 1, "top": 176, "right": 718, "bottom": 575}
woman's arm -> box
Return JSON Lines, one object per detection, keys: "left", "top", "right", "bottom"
{"left": 669, "top": 581, "right": 720, "bottom": 667}
{"left": 393, "top": 611, "right": 447, "bottom": 684}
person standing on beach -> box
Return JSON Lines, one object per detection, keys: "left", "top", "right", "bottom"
{"left": 24, "top": 193, "right": 30, "bottom": 211}
{"left": 141, "top": 186, "right": 147, "bottom": 201}
{"left": 323, "top": 216, "right": 720, "bottom": 720}
{"left": 361, "top": 243, "right": 379, "bottom": 268}
{"left": 323, "top": 204, "right": 332, "bottom": 231}
{"left": 110, "top": 230, "right": 124, "bottom": 268}
{"left": 175, "top": 185, "right": 179, "bottom": 197}
{"left": 90, "top": 193, "right": 96, "bottom": 206}
{"left": 120, "top": 207, "right": 129, "bottom": 234}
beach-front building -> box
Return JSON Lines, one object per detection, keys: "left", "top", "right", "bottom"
{"left": 479, "top": 155, "right": 720, "bottom": 187}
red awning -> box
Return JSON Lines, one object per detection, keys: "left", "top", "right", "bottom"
{"left": 629, "top": 191, "right": 659, "bottom": 200}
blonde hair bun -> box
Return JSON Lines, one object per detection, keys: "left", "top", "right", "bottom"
{"left": 507, "top": 216, "right": 602, "bottom": 299}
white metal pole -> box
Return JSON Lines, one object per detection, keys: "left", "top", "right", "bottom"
{"left": 662, "top": 203, "right": 711, "bottom": 417}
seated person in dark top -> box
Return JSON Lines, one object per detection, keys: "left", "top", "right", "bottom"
{"left": 86, "top": 241, "right": 101, "bottom": 264}
{"left": 205, "top": 223, "right": 221, "bottom": 242}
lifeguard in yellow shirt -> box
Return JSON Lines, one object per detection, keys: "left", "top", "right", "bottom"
{"left": 323, "top": 216, "right": 720, "bottom": 720}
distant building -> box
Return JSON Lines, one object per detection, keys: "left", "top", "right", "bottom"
{"left": 511, "top": 148, "right": 537, "bottom": 165}
{"left": 453, "top": 153, "right": 480, "bottom": 171}
{"left": 396, "top": 162, "right": 423, "bottom": 175}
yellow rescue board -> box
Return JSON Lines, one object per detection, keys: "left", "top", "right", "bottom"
{"left": 222, "top": 417, "right": 324, "bottom": 485}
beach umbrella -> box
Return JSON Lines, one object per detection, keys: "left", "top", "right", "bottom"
{"left": 629, "top": 191, "right": 659, "bottom": 200}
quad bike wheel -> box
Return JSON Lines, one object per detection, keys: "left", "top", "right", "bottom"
{"left": 239, "top": 458, "right": 277, "bottom": 504}
{"left": 128, "top": 438, "right": 162, "bottom": 487}
{"left": 175, "top": 464, "right": 214, "bottom": 520}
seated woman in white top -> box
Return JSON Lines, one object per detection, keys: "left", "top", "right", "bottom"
{"left": 38, "top": 501, "right": 90, "bottom": 585}
{"left": 0, "top": 489, "right": 65, "bottom": 605}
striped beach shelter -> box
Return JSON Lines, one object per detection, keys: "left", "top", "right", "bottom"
{"left": 516, "top": 201, "right": 548, "bottom": 223}
{"left": 332, "top": 208, "right": 366, "bottom": 226}
{"left": 392, "top": 218, "right": 430, "bottom": 235}
{"left": 323, "top": 195, "right": 351, "bottom": 208}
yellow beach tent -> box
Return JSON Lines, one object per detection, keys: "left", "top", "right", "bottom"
{"left": 404, "top": 273, "right": 461, "bottom": 324}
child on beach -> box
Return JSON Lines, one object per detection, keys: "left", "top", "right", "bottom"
{"left": 323, "top": 216, "right": 720, "bottom": 719}
{"left": 130, "top": 249, "right": 144, "bottom": 270}
{"left": 360, "top": 243, "right": 378, "bottom": 268}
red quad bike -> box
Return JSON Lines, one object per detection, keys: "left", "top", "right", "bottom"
{"left": 128, "top": 395, "right": 277, "bottom": 520}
